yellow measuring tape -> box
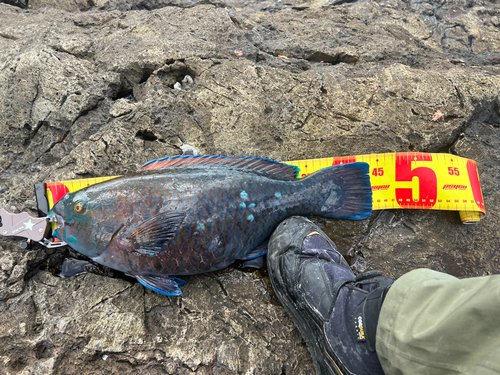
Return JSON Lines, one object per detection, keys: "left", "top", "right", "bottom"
{"left": 44, "top": 153, "right": 485, "bottom": 224}
{"left": 286, "top": 153, "right": 485, "bottom": 223}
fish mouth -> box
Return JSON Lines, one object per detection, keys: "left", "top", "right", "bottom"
{"left": 47, "top": 210, "right": 65, "bottom": 240}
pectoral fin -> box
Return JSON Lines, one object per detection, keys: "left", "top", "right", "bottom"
{"left": 135, "top": 275, "right": 184, "bottom": 296}
{"left": 123, "top": 211, "right": 185, "bottom": 256}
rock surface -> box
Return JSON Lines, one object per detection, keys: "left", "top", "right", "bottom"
{"left": 0, "top": 0, "right": 499, "bottom": 373}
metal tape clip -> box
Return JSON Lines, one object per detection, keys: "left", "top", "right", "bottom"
{"left": 38, "top": 238, "right": 68, "bottom": 248}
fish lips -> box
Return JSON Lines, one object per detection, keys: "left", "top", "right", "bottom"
{"left": 47, "top": 210, "right": 65, "bottom": 240}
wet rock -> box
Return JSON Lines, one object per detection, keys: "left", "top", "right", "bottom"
{"left": 109, "top": 98, "right": 137, "bottom": 118}
{"left": 0, "top": 249, "right": 32, "bottom": 300}
{"left": 0, "top": 0, "right": 499, "bottom": 373}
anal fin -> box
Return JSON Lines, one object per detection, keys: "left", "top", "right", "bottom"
{"left": 239, "top": 240, "right": 269, "bottom": 261}
{"left": 135, "top": 275, "right": 183, "bottom": 296}
{"left": 236, "top": 241, "right": 268, "bottom": 269}
{"left": 239, "top": 256, "right": 265, "bottom": 269}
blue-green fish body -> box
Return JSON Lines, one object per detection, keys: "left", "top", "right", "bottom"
{"left": 50, "top": 155, "right": 371, "bottom": 295}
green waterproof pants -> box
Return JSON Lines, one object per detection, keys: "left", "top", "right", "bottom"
{"left": 376, "top": 269, "right": 500, "bottom": 375}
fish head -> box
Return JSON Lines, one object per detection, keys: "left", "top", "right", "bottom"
{"left": 49, "top": 189, "right": 116, "bottom": 258}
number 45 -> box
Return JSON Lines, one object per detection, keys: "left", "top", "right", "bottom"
{"left": 372, "top": 167, "right": 384, "bottom": 176}
{"left": 448, "top": 167, "right": 460, "bottom": 176}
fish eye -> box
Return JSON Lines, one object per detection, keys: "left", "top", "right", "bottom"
{"left": 74, "top": 202, "right": 84, "bottom": 213}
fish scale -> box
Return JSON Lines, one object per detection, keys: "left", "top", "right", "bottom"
{"left": 50, "top": 155, "right": 372, "bottom": 296}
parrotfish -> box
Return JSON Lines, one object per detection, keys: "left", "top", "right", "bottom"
{"left": 49, "top": 155, "right": 372, "bottom": 296}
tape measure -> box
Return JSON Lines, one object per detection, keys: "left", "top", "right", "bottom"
{"left": 36, "top": 152, "right": 485, "bottom": 226}
{"left": 44, "top": 176, "right": 120, "bottom": 211}
{"left": 286, "top": 153, "right": 485, "bottom": 223}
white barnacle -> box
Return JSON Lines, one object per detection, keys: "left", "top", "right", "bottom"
{"left": 181, "top": 75, "right": 193, "bottom": 89}
{"left": 182, "top": 75, "right": 193, "bottom": 85}
{"left": 173, "top": 75, "right": 193, "bottom": 90}
{"left": 180, "top": 144, "right": 199, "bottom": 155}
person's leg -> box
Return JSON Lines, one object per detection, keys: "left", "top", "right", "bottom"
{"left": 377, "top": 268, "right": 500, "bottom": 375}
{"left": 267, "top": 216, "right": 393, "bottom": 375}
{"left": 269, "top": 216, "right": 500, "bottom": 375}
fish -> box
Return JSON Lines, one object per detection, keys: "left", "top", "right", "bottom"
{"left": 49, "top": 155, "right": 372, "bottom": 296}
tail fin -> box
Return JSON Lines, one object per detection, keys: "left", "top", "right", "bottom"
{"left": 305, "top": 162, "right": 372, "bottom": 220}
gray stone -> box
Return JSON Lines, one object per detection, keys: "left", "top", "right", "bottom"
{"left": 0, "top": 0, "right": 499, "bottom": 373}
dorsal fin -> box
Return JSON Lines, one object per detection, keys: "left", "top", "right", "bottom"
{"left": 137, "top": 155, "right": 299, "bottom": 180}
